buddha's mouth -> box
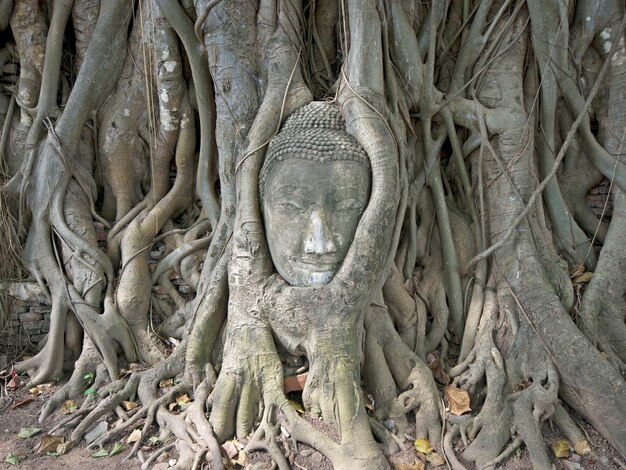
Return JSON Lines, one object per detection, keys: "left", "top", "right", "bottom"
{"left": 298, "top": 257, "right": 341, "bottom": 272}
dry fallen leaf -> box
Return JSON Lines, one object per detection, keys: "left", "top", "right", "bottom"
{"left": 29, "top": 387, "right": 42, "bottom": 396}
{"left": 7, "top": 372, "right": 22, "bottom": 390}
{"left": 425, "top": 452, "right": 446, "bottom": 466}
{"left": 427, "top": 359, "right": 450, "bottom": 385}
{"left": 177, "top": 394, "right": 191, "bottom": 405}
{"left": 127, "top": 429, "right": 142, "bottom": 444}
{"left": 414, "top": 438, "right": 433, "bottom": 454}
{"left": 574, "top": 438, "right": 591, "bottom": 456}
{"left": 573, "top": 272, "right": 593, "bottom": 284}
{"left": 61, "top": 400, "right": 78, "bottom": 414}
{"left": 288, "top": 400, "right": 305, "bottom": 414}
{"left": 36, "top": 435, "right": 65, "bottom": 454}
{"left": 569, "top": 264, "right": 584, "bottom": 277}
{"left": 392, "top": 460, "right": 425, "bottom": 470}
{"left": 56, "top": 440, "right": 75, "bottom": 455}
{"left": 551, "top": 439, "right": 570, "bottom": 458}
{"left": 233, "top": 450, "right": 249, "bottom": 467}
{"left": 11, "top": 397, "right": 35, "bottom": 409}
{"left": 121, "top": 400, "right": 138, "bottom": 411}
{"left": 445, "top": 385, "right": 471, "bottom": 416}
{"left": 159, "top": 378, "right": 173, "bottom": 388}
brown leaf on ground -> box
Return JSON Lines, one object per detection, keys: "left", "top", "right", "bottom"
{"left": 11, "top": 397, "right": 35, "bottom": 409}
{"left": 425, "top": 452, "right": 446, "bottom": 466}
{"left": 121, "top": 400, "right": 137, "bottom": 411}
{"left": 159, "top": 378, "right": 173, "bottom": 388}
{"left": 56, "top": 440, "right": 75, "bottom": 455}
{"left": 288, "top": 400, "right": 305, "bottom": 414}
{"left": 574, "top": 438, "right": 591, "bottom": 456}
{"left": 126, "top": 429, "right": 142, "bottom": 443}
{"left": 569, "top": 264, "right": 584, "bottom": 277}
{"left": 551, "top": 439, "right": 570, "bottom": 458}
{"left": 176, "top": 394, "right": 191, "bottom": 405}
{"left": 283, "top": 372, "right": 307, "bottom": 393}
{"left": 7, "top": 372, "right": 22, "bottom": 390}
{"left": 427, "top": 357, "right": 449, "bottom": 385}
{"left": 36, "top": 435, "right": 65, "bottom": 454}
{"left": 392, "top": 460, "right": 425, "bottom": 470}
{"left": 414, "top": 438, "right": 433, "bottom": 454}
{"left": 60, "top": 400, "right": 78, "bottom": 414}
{"left": 573, "top": 272, "right": 593, "bottom": 284}
{"left": 445, "top": 385, "right": 471, "bottom": 416}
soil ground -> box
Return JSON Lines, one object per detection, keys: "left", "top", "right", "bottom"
{"left": 0, "top": 375, "right": 624, "bottom": 470}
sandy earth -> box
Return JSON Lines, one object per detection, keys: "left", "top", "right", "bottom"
{"left": 0, "top": 377, "right": 624, "bottom": 470}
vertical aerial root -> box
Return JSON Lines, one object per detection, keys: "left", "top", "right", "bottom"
{"left": 185, "top": 380, "right": 224, "bottom": 470}
{"left": 244, "top": 404, "right": 291, "bottom": 470}
{"left": 552, "top": 404, "right": 591, "bottom": 455}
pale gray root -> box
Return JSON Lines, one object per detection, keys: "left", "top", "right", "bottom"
{"left": 362, "top": 298, "right": 442, "bottom": 444}
{"left": 576, "top": 12, "right": 626, "bottom": 366}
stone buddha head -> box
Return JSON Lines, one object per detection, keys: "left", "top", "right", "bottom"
{"left": 260, "top": 102, "right": 371, "bottom": 286}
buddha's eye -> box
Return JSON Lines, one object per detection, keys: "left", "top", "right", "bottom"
{"left": 336, "top": 198, "right": 364, "bottom": 212}
{"left": 276, "top": 201, "right": 304, "bottom": 212}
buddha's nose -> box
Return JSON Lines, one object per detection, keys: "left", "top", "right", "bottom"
{"left": 304, "top": 210, "right": 337, "bottom": 254}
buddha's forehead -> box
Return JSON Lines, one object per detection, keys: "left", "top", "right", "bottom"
{"left": 266, "top": 159, "right": 370, "bottom": 197}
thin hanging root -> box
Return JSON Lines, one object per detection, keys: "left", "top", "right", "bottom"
{"left": 552, "top": 404, "right": 591, "bottom": 455}
{"left": 141, "top": 443, "right": 175, "bottom": 470}
{"left": 125, "top": 382, "right": 193, "bottom": 462}
{"left": 369, "top": 417, "right": 401, "bottom": 455}
{"left": 480, "top": 437, "right": 521, "bottom": 470}
{"left": 443, "top": 424, "right": 469, "bottom": 470}
{"left": 244, "top": 404, "right": 290, "bottom": 470}
{"left": 90, "top": 382, "right": 189, "bottom": 449}
{"left": 71, "top": 374, "right": 141, "bottom": 442}
{"left": 48, "top": 409, "right": 93, "bottom": 435}
{"left": 185, "top": 380, "right": 224, "bottom": 470}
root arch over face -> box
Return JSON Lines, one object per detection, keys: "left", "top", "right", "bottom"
{"left": 2, "top": 0, "right": 626, "bottom": 468}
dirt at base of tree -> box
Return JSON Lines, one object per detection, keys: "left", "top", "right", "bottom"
{"left": 0, "top": 379, "right": 623, "bottom": 470}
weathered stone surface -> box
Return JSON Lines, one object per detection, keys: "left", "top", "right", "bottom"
{"left": 21, "top": 320, "right": 43, "bottom": 332}
{"left": 29, "top": 334, "right": 47, "bottom": 343}
{"left": 19, "top": 312, "right": 44, "bottom": 322}
{"left": 29, "top": 306, "right": 52, "bottom": 314}
{"left": 0, "top": 282, "right": 50, "bottom": 304}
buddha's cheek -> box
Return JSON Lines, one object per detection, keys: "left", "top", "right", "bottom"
{"left": 264, "top": 211, "right": 304, "bottom": 264}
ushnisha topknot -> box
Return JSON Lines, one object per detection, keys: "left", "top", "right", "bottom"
{"left": 259, "top": 101, "right": 370, "bottom": 200}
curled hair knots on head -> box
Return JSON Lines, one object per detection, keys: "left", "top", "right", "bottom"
{"left": 259, "top": 102, "right": 370, "bottom": 201}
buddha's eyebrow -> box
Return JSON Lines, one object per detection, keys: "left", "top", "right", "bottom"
{"left": 270, "top": 184, "right": 306, "bottom": 194}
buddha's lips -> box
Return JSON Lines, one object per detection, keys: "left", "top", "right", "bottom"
{"left": 297, "top": 256, "right": 341, "bottom": 269}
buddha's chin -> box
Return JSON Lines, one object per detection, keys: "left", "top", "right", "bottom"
{"left": 307, "top": 270, "right": 334, "bottom": 285}
{"left": 281, "top": 267, "right": 336, "bottom": 286}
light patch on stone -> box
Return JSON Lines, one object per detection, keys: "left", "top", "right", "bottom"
{"left": 603, "top": 41, "right": 612, "bottom": 53}
{"left": 585, "top": 16, "right": 591, "bottom": 22}
{"left": 163, "top": 61, "right": 177, "bottom": 73}
{"left": 160, "top": 89, "right": 169, "bottom": 103}
{"left": 161, "top": 49, "right": 169, "bottom": 60}
{"left": 600, "top": 28, "right": 611, "bottom": 40}
{"left": 123, "top": 109, "right": 130, "bottom": 117}
{"left": 611, "top": 36, "right": 626, "bottom": 66}
{"left": 160, "top": 108, "right": 177, "bottom": 131}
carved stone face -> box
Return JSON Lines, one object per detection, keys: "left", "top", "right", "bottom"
{"left": 263, "top": 159, "right": 370, "bottom": 286}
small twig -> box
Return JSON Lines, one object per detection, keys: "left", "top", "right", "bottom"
{"left": 194, "top": 0, "right": 224, "bottom": 45}
{"left": 140, "top": 443, "right": 175, "bottom": 470}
